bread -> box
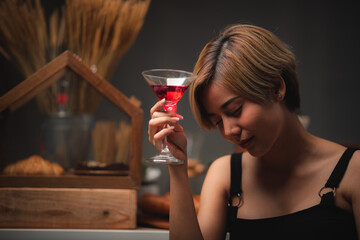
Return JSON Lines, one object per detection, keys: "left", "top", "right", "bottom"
{"left": 138, "top": 193, "right": 170, "bottom": 216}
{"left": 3, "top": 155, "right": 64, "bottom": 176}
{"left": 187, "top": 159, "right": 205, "bottom": 178}
{"left": 164, "top": 192, "right": 200, "bottom": 213}
{"left": 139, "top": 193, "right": 200, "bottom": 216}
{"left": 193, "top": 194, "right": 200, "bottom": 213}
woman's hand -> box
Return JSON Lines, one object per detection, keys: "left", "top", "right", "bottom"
{"left": 148, "top": 99, "right": 188, "bottom": 163}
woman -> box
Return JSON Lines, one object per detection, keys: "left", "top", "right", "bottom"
{"left": 148, "top": 24, "right": 360, "bottom": 239}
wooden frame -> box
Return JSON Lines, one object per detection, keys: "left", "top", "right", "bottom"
{"left": 0, "top": 187, "right": 138, "bottom": 229}
{"left": 0, "top": 50, "right": 143, "bottom": 189}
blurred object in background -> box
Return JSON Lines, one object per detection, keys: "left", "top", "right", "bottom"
{"left": 186, "top": 131, "right": 205, "bottom": 178}
{"left": 298, "top": 114, "right": 310, "bottom": 129}
{"left": 41, "top": 114, "right": 93, "bottom": 170}
{"left": 138, "top": 192, "right": 200, "bottom": 229}
{"left": 140, "top": 165, "right": 162, "bottom": 196}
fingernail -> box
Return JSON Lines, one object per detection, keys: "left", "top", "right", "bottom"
{"left": 168, "top": 126, "right": 175, "bottom": 129}
{"left": 160, "top": 98, "right": 165, "bottom": 102}
{"left": 171, "top": 117, "right": 180, "bottom": 121}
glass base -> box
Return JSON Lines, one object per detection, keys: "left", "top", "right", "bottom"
{"left": 146, "top": 152, "right": 184, "bottom": 165}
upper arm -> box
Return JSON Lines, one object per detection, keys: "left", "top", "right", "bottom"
{"left": 347, "top": 150, "right": 360, "bottom": 238}
{"left": 197, "top": 155, "right": 231, "bottom": 240}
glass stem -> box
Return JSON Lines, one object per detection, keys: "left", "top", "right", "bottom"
{"left": 159, "top": 107, "right": 176, "bottom": 155}
{"left": 161, "top": 135, "right": 171, "bottom": 154}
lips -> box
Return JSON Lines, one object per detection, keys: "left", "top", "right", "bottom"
{"left": 238, "top": 136, "right": 254, "bottom": 149}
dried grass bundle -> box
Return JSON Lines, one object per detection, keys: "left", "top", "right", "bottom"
{"left": 92, "top": 120, "right": 131, "bottom": 165}
{"left": 0, "top": 0, "right": 64, "bottom": 77}
{"left": 0, "top": 0, "right": 150, "bottom": 114}
{"left": 63, "top": 0, "right": 150, "bottom": 113}
{"left": 65, "top": 0, "right": 150, "bottom": 79}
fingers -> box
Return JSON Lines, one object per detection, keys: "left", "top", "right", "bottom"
{"left": 150, "top": 98, "right": 166, "bottom": 116}
{"left": 148, "top": 116, "right": 182, "bottom": 144}
{"left": 149, "top": 115, "right": 182, "bottom": 128}
{"left": 150, "top": 99, "right": 183, "bottom": 120}
{"left": 148, "top": 99, "right": 184, "bottom": 147}
{"left": 151, "top": 125, "right": 175, "bottom": 148}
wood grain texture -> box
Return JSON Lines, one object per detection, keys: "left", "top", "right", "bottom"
{"left": 0, "top": 187, "right": 137, "bottom": 229}
{"left": 0, "top": 175, "right": 139, "bottom": 189}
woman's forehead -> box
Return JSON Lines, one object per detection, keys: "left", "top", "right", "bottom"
{"left": 202, "top": 82, "right": 240, "bottom": 111}
{"left": 203, "top": 81, "right": 240, "bottom": 99}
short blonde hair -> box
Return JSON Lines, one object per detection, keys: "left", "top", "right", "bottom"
{"left": 189, "top": 24, "right": 300, "bottom": 129}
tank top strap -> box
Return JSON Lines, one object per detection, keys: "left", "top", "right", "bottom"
{"left": 227, "top": 153, "right": 243, "bottom": 232}
{"left": 320, "top": 148, "right": 359, "bottom": 205}
{"left": 230, "top": 153, "right": 243, "bottom": 195}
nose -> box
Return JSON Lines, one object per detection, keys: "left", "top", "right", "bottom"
{"left": 222, "top": 117, "right": 241, "bottom": 136}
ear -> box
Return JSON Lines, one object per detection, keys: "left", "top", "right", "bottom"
{"left": 274, "top": 76, "right": 286, "bottom": 102}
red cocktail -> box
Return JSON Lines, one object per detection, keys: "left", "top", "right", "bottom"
{"left": 150, "top": 85, "right": 189, "bottom": 112}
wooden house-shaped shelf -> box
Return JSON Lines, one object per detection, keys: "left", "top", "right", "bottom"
{"left": 0, "top": 51, "right": 143, "bottom": 229}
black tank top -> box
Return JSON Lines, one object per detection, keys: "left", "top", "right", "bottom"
{"left": 227, "top": 148, "right": 358, "bottom": 239}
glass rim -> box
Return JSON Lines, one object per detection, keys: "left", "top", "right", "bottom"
{"left": 141, "top": 68, "right": 197, "bottom": 78}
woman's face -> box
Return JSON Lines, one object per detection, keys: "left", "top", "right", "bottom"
{"left": 202, "top": 82, "right": 285, "bottom": 157}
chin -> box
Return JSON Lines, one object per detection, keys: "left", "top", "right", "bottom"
{"left": 246, "top": 148, "right": 258, "bottom": 157}
{"left": 246, "top": 145, "right": 269, "bottom": 158}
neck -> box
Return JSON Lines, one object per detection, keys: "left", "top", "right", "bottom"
{"left": 258, "top": 112, "right": 316, "bottom": 170}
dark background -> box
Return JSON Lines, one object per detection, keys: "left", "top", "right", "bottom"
{"left": 1, "top": 0, "right": 360, "bottom": 194}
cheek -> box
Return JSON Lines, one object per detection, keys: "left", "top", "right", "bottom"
{"left": 253, "top": 105, "right": 284, "bottom": 145}
{"left": 240, "top": 104, "right": 266, "bottom": 130}
{"left": 243, "top": 103, "right": 282, "bottom": 139}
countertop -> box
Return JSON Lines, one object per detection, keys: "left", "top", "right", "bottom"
{"left": 0, "top": 228, "right": 169, "bottom": 240}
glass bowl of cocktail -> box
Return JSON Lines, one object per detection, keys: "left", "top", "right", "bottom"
{"left": 142, "top": 69, "right": 197, "bottom": 165}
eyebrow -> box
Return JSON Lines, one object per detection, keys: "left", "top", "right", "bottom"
{"left": 207, "top": 97, "right": 240, "bottom": 117}
{"left": 221, "top": 97, "right": 240, "bottom": 109}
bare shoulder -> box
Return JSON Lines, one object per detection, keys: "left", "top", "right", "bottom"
{"left": 207, "top": 155, "right": 232, "bottom": 184}
{"left": 342, "top": 148, "right": 360, "bottom": 204}
{"left": 208, "top": 155, "right": 231, "bottom": 173}
{"left": 346, "top": 149, "right": 360, "bottom": 185}
{"left": 197, "top": 155, "right": 232, "bottom": 240}
{"left": 202, "top": 155, "right": 231, "bottom": 197}
{"left": 344, "top": 148, "right": 360, "bottom": 179}
{"left": 343, "top": 150, "right": 360, "bottom": 228}
{"left": 347, "top": 150, "right": 360, "bottom": 240}
{"left": 349, "top": 148, "right": 360, "bottom": 165}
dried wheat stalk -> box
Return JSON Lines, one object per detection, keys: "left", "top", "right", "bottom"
{"left": 0, "top": 0, "right": 62, "bottom": 77}
{"left": 63, "top": 0, "right": 150, "bottom": 113}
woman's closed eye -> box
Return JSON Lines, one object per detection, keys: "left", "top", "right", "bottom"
{"left": 228, "top": 105, "right": 243, "bottom": 117}
{"left": 214, "top": 105, "right": 243, "bottom": 127}
{"left": 215, "top": 119, "right": 223, "bottom": 127}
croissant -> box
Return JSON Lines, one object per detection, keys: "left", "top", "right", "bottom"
{"left": 3, "top": 155, "right": 64, "bottom": 176}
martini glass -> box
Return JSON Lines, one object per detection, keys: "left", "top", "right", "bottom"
{"left": 142, "top": 69, "right": 197, "bottom": 165}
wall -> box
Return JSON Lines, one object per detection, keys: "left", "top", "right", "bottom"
{"left": 1, "top": 0, "right": 359, "bottom": 194}
{"left": 112, "top": 0, "right": 360, "bottom": 193}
